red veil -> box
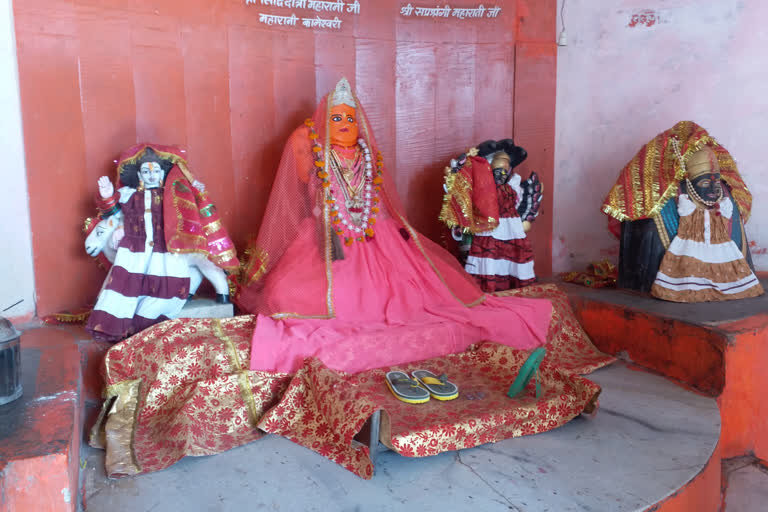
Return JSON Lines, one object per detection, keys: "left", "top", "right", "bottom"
{"left": 238, "top": 91, "right": 486, "bottom": 317}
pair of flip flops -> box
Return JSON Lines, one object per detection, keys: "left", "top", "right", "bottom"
{"left": 385, "top": 370, "right": 459, "bottom": 404}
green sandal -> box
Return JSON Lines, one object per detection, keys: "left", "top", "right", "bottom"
{"left": 385, "top": 371, "right": 430, "bottom": 404}
{"left": 507, "top": 347, "right": 546, "bottom": 399}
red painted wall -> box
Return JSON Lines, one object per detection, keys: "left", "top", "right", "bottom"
{"left": 14, "top": 0, "right": 556, "bottom": 316}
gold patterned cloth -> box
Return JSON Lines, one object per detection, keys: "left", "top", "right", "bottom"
{"left": 90, "top": 284, "right": 613, "bottom": 479}
{"left": 439, "top": 155, "right": 500, "bottom": 234}
{"left": 262, "top": 343, "right": 603, "bottom": 478}
{"left": 559, "top": 260, "right": 618, "bottom": 289}
{"left": 496, "top": 284, "right": 616, "bottom": 374}
{"left": 89, "top": 316, "right": 291, "bottom": 476}
{"left": 601, "top": 121, "right": 752, "bottom": 223}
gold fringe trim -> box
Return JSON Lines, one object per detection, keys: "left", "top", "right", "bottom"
{"left": 438, "top": 163, "right": 480, "bottom": 233}
{"left": 83, "top": 217, "right": 95, "bottom": 233}
{"left": 213, "top": 319, "right": 260, "bottom": 426}
{"left": 601, "top": 122, "right": 747, "bottom": 222}
{"left": 203, "top": 219, "right": 223, "bottom": 236}
{"left": 114, "top": 146, "right": 190, "bottom": 183}
{"left": 101, "top": 378, "right": 142, "bottom": 476}
{"left": 601, "top": 204, "right": 629, "bottom": 222}
{"left": 43, "top": 311, "right": 91, "bottom": 325}
{"left": 438, "top": 172, "right": 460, "bottom": 228}
{"left": 652, "top": 214, "right": 671, "bottom": 249}
{"left": 242, "top": 246, "right": 269, "bottom": 286}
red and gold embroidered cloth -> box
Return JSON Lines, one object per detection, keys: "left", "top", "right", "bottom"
{"left": 90, "top": 284, "right": 613, "bottom": 479}
{"left": 601, "top": 121, "right": 752, "bottom": 223}
{"left": 559, "top": 260, "right": 618, "bottom": 289}
{"left": 439, "top": 155, "right": 501, "bottom": 234}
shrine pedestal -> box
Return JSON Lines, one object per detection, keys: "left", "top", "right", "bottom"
{"left": 81, "top": 362, "right": 722, "bottom": 511}
{"left": 2, "top": 322, "right": 728, "bottom": 511}
{"left": 563, "top": 276, "right": 768, "bottom": 463}
{"left": 178, "top": 298, "right": 234, "bottom": 319}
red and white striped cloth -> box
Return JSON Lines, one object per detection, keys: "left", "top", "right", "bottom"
{"left": 465, "top": 175, "right": 535, "bottom": 292}
{"left": 87, "top": 187, "right": 191, "bottom": 341}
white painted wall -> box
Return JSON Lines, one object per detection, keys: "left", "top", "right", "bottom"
{"left": 554, "top": 0, "right": 768, "bottom": 272}
{"left": 0, "top": 0, "right": 35, "bottom": 319}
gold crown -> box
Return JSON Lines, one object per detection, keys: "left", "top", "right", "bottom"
{"left": 331, "top": 77, "right": 356, "bottom": 108}
{"left": 687, "top": 146, "right": 719, "bottom": 179}
{"left": 490, "top": 151, "right": 511, "bottom": 170}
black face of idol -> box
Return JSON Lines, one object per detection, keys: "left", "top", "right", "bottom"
{"left": 493, "top": 166, "right": 511, "bottom": 185}
{"left": 691, "top": 173, "right": 722, "bottom": 202}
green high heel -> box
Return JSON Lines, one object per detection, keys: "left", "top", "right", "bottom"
{"left": 507, "top": 347, "right": 547, "bottom": 399}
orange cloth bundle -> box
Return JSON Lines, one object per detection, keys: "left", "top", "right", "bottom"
{"left": 560, "top": 260, "right": 618, "bottom": 288}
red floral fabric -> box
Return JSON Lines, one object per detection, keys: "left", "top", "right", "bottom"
{"left": 498, "top": 283, "right": 616, "bottom": 374}
{"left": 90, "top": 284, "right": 613, "bottom": 479}
{"left": 260, "top": 343, "right": 602, "bottom": 479}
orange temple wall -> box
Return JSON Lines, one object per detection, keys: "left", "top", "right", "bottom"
{"left": 13, "top": 0, "right": 557, "bottom": 317}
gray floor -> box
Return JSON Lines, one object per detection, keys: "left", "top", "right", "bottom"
{"left": 81, "top": 363, "right": 720, "bottom": 512}
{"left": 724, "top": 459, "right": 768, "bottom": 512}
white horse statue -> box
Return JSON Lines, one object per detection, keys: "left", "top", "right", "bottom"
{"left": 84, "top": 213, "right": 230, "bottom": 299}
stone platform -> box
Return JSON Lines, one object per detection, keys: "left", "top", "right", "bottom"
{"left": 6, "top": 291, "right": 766, "bottom": 510}
{"left": 81, "top": 362, "right": 721, "bottom": 512}
{"left": 177, "top": 298, "right": 234, "bottom": 319}
{"left": 563, "top": 276, "right": 768, "bottom": 463}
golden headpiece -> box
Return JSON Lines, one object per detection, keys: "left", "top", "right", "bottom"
{"left": 686, "top": 146, "right": 720, "bottom": 180}
{"left": 490, "top": 151, "right": 511, "bottom": 170}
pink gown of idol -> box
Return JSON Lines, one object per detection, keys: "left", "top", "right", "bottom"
{"left": 240, "top": 93, "right": 552, "bottom": 375}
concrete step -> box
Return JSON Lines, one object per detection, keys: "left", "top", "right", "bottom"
{"left": 0, "top": 327, "right": 81, "bottom": 512}
{"left": 563, "top": 278, "right": 768, "bottom": 463}
{"left": 0, "top": 325, "right": 109, "bottom": 512}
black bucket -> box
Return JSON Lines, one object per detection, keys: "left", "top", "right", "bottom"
{"left": 0, "top": 316, "right": 22, "bottom": 406}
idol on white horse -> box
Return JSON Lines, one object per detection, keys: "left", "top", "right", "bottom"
{"left": 84, "top": 144, "right": 239, "bottom": 342}
{"left": 84, "top": 211, "right": 122, "bottom": 264}
{"left": 84, "top": 213, "right": 229, "bottom": 298}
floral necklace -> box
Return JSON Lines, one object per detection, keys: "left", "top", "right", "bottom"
{"left": 306, "top": 119, "right": 383, "bottom": 246}
{"left": 328, "top": 146, "right": 365, "bottom": 199}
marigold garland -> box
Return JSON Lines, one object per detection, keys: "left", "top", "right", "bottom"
{"left": 305, "top": 118, "right": 385, "bottom": 247}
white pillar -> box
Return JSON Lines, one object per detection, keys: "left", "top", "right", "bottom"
{"left": 0, "top": 0, "right": 35, "bottom": 320}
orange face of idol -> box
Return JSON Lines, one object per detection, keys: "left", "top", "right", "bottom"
{"left": 329, "top": 104, "right": 358, "bottom": 147}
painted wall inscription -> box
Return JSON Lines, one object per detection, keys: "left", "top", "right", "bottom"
{"left": 247, "top": 0, "right": 361, "bottom": 30}
{"left": 399, "top": 3, "right": 501, "bottom": 19}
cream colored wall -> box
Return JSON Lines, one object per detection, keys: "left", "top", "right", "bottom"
{"left": 554, "top": 0, "right": 768, "bottom": 272}
{"left": 1, "top": 0, "right": 35, "bottom": 320}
